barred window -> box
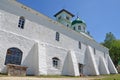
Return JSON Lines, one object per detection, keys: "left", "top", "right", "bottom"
{"left": 52, "top": 57, "right": 60, "bottom": 68}
{"left": 5, "top": 47, "right": 23, "bottom": 65}
{"left": 18, "top": 16, "right": 25, "bottom": 29}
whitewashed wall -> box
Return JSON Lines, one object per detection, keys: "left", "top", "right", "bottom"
{"left": 0, "top": 0, "right": 117, "bottom": 76}
{"left": 0, "top": 30, "right": 38, "bottom": 75}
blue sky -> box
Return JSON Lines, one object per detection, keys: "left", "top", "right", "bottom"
{"left": 17, "top": 0, "right": 120, "bottom": 43}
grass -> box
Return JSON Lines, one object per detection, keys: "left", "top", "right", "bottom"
{"left": 34, "top": 75, "right": 81, "bottom": 78}
{"left": 35, "top": 74, "right": 120, "bottom": 79}
{"left": 0, "top": 73, "right": 7, "bottom": 77}
{"left": 94, "top": 74, "right": 120, "bottom": 80}
{"left": 0, "top": 73, "right": 80, "bottom": 78}
{"left": 0, "top": 73, "right": 120, "bottom": 80}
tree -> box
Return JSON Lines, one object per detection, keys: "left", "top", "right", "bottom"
{"left": 102, "top": 32, "right": 116, "bottom": 48}
{"left": 104, "top": 32, "right": 116, "bottom": 43}
{"left": 102, "top": 32, "right": 120, "bottom": 66}
{"left": 109, "top": 40, "right": 120, "bottom": 66}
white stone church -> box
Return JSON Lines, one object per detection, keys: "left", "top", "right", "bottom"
{"left": 0, "top": 0, "right": 118, "bottom": 76}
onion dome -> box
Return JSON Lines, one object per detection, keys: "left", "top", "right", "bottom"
{"left": 72, "top": 17, "right": 86, "bottom": 25}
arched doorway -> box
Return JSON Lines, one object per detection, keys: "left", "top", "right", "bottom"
{"left": 5, "top": 47, "right": 23, "bottom": 65}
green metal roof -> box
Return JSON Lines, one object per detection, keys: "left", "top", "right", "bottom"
{"left": 72, "top": 17, "right": 86, "bottom": 25}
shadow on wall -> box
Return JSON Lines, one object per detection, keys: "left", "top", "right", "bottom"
{"left": 83, "top": 46, "right": 99, "bottom": 76}
{"left": 22, "top": 43, "right": 39, "bottom": 75}
{"left": 62, "top": 52, "right": 69, "bottom": 75}
{"left": 0, "top": 53, "right": 7, "bottom": 74}
{"left": 62, "top": 51, "right": 76, "bottom": 76}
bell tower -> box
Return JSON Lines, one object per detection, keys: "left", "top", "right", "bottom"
{"left": 54, "top": 9, "right": 74, "bottom": 27}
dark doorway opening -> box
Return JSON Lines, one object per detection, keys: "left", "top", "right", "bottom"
{"left": 78, "top": 63, "right": 84, "bottom": 75}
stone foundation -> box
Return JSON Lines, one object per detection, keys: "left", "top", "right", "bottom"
{"left": 7, "top": 64, "right": 27, "bottom": 76}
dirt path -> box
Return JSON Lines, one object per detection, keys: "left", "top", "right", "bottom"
{"left": 0, "top": 77, "right": 98, "bottom": 80}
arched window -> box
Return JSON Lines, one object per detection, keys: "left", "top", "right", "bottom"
{"left": 52, "top": 57, "right": 60, "bottom": 68}
{"left": 78, "top": 26, "right": 81, "bottom": 30}
{"left": 18, "top": 16, "right": 25, "bottom": 29}
{"left": 56, "top": 32, "right": 60, "bottom": 41}
{"left": 5, "top": 47, "right": 23, "bottom": 65}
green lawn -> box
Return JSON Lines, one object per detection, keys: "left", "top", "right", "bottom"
{"left": 0, "top": 73, "right": 120, "bottom": 80}
{"left": 94, "top": 74, "right": 120, "bottom": 80}
{"left": 0, "top": 73, "right": 7, "bottom": 77}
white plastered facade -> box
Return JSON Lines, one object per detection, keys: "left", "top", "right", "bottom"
{"left": 0, "top": 0, "right": 118, "bottom": 76}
